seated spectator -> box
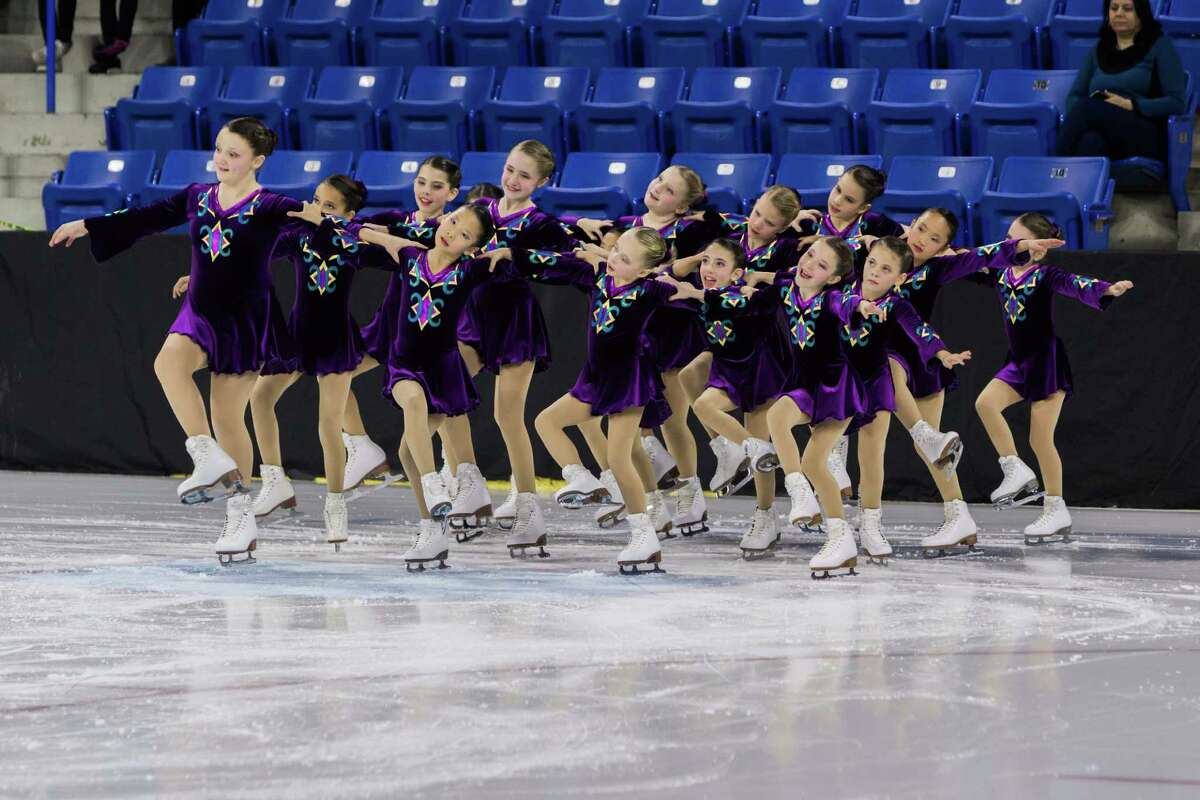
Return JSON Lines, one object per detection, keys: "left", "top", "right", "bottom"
{"left": 1057, "top": 0, "right": 1187, "bottom": 162}
{"left": 33, "top": 0, "right": 76, "bottom": 72}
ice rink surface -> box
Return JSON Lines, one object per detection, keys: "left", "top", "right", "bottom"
{"left": 2, "top": 472, "right": 1199, "bottom": 799}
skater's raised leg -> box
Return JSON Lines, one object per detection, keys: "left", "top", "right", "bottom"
{"left": 679, "top": 351, "right": 715, "bottom": 439}
{"left": 658, "top": 368, "right": 697, "bottom": 483}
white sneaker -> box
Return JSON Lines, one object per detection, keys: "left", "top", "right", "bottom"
{"left": 404, "top": 518, "right": 450, "bottom": 571}
{"left": 739, "top": 507, "right": 780, "bottom": 558}
{"left": 494, "top": 477, "right": 518, "bottom": 530}
{"left": 648, "top": 490, "right": 674, "bottom": 538}
{"left": 448, "top": 463, "right": 492, "bottom": 540}
{"left": 671, "top": 477, "right": 708, "bottom": 536}
{"left": 708, "top": 435, "right": 747, "bottom": 493}
{"left": 33, "top": 40, "right": 70, "bottom": 72}
{"left": 506, "top": 492, "right": 549, "bottom": 556}
{"left": 809, "top": 518, "right": 858, "bottom": 578}
{"left": 827, "top": 436, "right": 852, "bottom": 499}
{"left": 555, "top": 464, "right": 608, "bottom": 508}
{"left": 920, "top": 499, "right": 980, "bottom": 555}
{"left": 342, "top": 432, "right": 389, "bottom": 490}
{"left": 215, "top": 494, "right": 257, "bottom": 565}
{"left": 420, "top": 472, "right": 451, "bottom": 520}
{"left": 991, "top": 455, "right": 1041, "bottom": 508}
{"left": 744, "top": 437, "right": 779, "bottom": 473}
{"left": 178, "top": 434, "right": 243, "bottom": 504}
{"left": 324, "top": 492, "right": 348, "bottom": 549}
{"left": 642, "top": 435, "right": 681, "bottom": 490}
{"left": 1024, "top": 496, "right": 1072, "bottom": 544}
{"left": 857, "top": 506, "right": 892, "bottom": 563}
{"left": 784, "top": 472, "right": 822, "bottom": 530}
{"left": 908, "top": 420, "right": 962, "bottom": 475}
{"left": 252, "top": 464, "right": 296, "bottom": 519}
{"left": 595, "top": 468, "right": 627, "bottom": 528}
{"left": 617, "top": 513, "right": 664, "bottom": 574}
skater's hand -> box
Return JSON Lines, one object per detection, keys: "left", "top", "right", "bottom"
{"left": 575, "top": 217, "right": 610, "bottom": 242}
{"left": 573, "top": 243, "right": 607, "bottom": 269}
{"left": 359, "top": 228, "right": 420, "bottom": 262}
{"left": 937, "top": 349, "right": 972, "bottom": 368}
{"left": 484, "top": 247, "right": 512, "bottom": 272}
{"left": 172, "top": 275, "right": 190, "bottom": 298}
{"left": 48, "top": 219, "right": 88, "bottom": 248}
{"left": 658, "top": 273, "right": 701, "bottom": 301}
{"left": 789, "top": 208, "right": 821, "bottom": 232}
{"left": 360, "top": 222, "right": 390, "bottom": 233}
{"left": 858, "top": 299, "right": 887, "bottom": 322}
{"left": 743, "top": 270, "right": 774, "bottom": 288}
{"left": 1105, "top": 279, "right": 1134, "bottom": 297}
{"left": 285, "top": 200, "right": 325, "bottom": 226}
{"left": 1016, "top": 237, "right": 1066, "bottom": 261}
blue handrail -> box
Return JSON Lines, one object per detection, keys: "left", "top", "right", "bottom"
{"left": 46, "top": 0, "right": 56, "bottom": 112}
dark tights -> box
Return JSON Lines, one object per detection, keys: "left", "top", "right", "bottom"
{"left": 1056, "top": 96, "right": 1165, "bottom": 161}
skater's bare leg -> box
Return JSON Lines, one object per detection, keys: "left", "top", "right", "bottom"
{"left": 802, "top": 419, "right": 852, "bottom": 521}
{"left": 249, "top": 372, "right": 300, "bottom": 466}
{"left": 210, "top": 372, "right": 260, "bottom": 479}
{"left": 398, "top": 436, "right": 429, "bottom": 518}
{"left": 857, "top": 412, "right": 891, "bottom": 509}
{"left": 153, "top": 334, "right": 210, "bottom": 437}
{"left": 607, "top": 408, "right": 647, "bottom": 514}
{"left": 1030, "top": 391, "right": 1066, "bottom": 496}
{"left": 390, "top": 381, "right": 436, "bottom": 475}
{"left": 693, "top": 387, "right": 746, "bottom": 444}
{"left": 974, "top": 379, "right": 1023, "bottom": 458}
{"left": 440, "top": 414, "right": 476, "bottom": 466}
{"left": 767, "top": 396, "right": 811, "bottom": 476}
{"left": 889, "top": 366, "right": 925, "bottom": 431}
{"left": 533, "top": 394, "right": 594, "bottom": 468}
{"left": 579, "top": 416, "right": 610, "bottom": 470}
{"left": 496, "top": 360, "right": 537, "bottom": 493}
{"left": 660, "top": 369, "right": 698, "bottom": 478}
{"left": 317, "top": 372, "right": 354, "bottom": 492}
{"left": 632, "top": 437, "right": 657, "bottom": 493}
{"left": 746, "top": 407, "right": 775, "bottom": 508}
{"left": 679, "top": 352, "right": 714, "bottom": 438}
{"left": 341, "top": 355, "right": 378, "bottom": 436}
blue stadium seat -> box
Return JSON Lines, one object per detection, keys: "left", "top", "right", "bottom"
{"left": 459, "top": 151, "right": 511, "bottom": 196}
{"left": 942, "top": 0, "right": 1055, "bottom": 74}
{"left": 270, "top": 0, "right": 374, "bottom": 67}
{"left": 538, "top": 152, "right": 664, "bottom": 218}
{"left": 143, "top": 150, "right": 219, "bottom": 231}
{"left": 106, "top": 67, "right": 224, "bottom": 162}
{"left": 477, "top": 66, "right": 590, "bottom": 160}
{"left": 205, "top": 66, "right": 313, "bottom": 150}
{"left": 968, "top": 68, "right": 1073, "bottom": 162}
{"left": 872, "top": 155, "right": 994, "bottom": 245}
{"left": 1162, "top": 0, "right": 1200, "bottom": 81}
{"left": 767, "top": 67, "right": 879, "bottom": 155}
{"left": 257, "top": 150, "right": 356, "bottom": 201}
{"left": 669, "top": 67, "right": 782, "bottom": 153}
{"left": 839, "top": 0, "right": 948, "bottom": 73}
{"left": 738, "top": 0, "right": 846, "bottom": 70}
{"left": 296, "top": 67, "right": 405, "bottom": 153}
{"left": 1109, "top": 73, "right": 1196, "bottom": 211}
{"left": 670, "top": 152, "right": 771, "bottom": 213}
{"left": 639, "top": 0, "right": 749, "bottom": 69}
{"left": 382, "top": 66, "right": 495, "bottom": 157}
{"left": 180, "top": 0, "right": 287, "bottom": 67}
{"left": 446, "top": 0, "right": 550, "bottom": 68}
{"left": 541, "top": 0, "right": 649, "bottom": 69}
{"left": 353, "top": 151, "right": 432, "bottom": 213}
{"left": 863, "top": 68, "right": 982, "bottom": 162}
{"left": 359, "top": 0, "right": 463, "bottom": 69}
{"left": 573, "top": 67, "right": 686, "bottom": 152}
{"left": 774, "top": 153, "right": 884, "bottom": 207}
{"left": 977, "top": 155, "right": 1114, "bottom": 249}
{"left": 42, "top": 150, "right": 156, "bottom": 230}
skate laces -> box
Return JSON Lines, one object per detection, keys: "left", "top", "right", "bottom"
{"left": 516, "top": 497, "right": 533, "bottom": 528}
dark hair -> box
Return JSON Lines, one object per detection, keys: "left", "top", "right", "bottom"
{"left": 321, "top": 174, "right": 368, "bottom": 212}
{"left": 703, "top": 238, "right": 747, "bottom": 272}
{"left": 844, "top": 165, "right": 888, "bottom": 203}
{"left": 1013, "top": 212, "right": 1062, "bottom": 240}
{"left": 222, "top": 117, "right": 278, "bottom": 158}
{"left": 1098, "top": 0, "right": 1162, "bottom": 55}
{"left": 816, "top": 236, "right": 855, "bottom": 279}
{"left": 869, "top": 236, "right": 914, "bottom": 274}
{"left": 421, "top": 155, "right": 462, "bottom": 190}
{"left": 921, "top": 207, "right": 960, "bottom": 244}
{"left": 467, "top": 182, "right": 503, "bottom": 202}
{"left": 459, "top": 203, "right": 496, "bottom": 248}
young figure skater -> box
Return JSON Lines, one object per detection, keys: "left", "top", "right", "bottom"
{"left": 494, "top": 228, "right": 678, "bottom": 573}
{"left": 49, "top": 117, "right": 300, "bottom": 565}
{"left": 972, "top": 213, "right": 1131, "bottom": 545}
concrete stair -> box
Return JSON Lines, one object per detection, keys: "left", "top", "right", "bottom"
{"left": 0, "top": 0, "right": 174, "bottom": 74}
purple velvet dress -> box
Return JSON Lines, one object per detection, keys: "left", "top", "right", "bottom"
{"left": 890, "top": 239, "right": 1025, "bottom": 399}
{"left": 83, "top": 183, "right": 301, "bottom": 374}
{"left": 705, "top": 210, "right": 802, "bottom": 273}
{"left": 358, "top": 210, "right": 440, "bottom": 364}
{"left": 841, "top": 285, "right": 948, "bottom": 418}
{"left": 511, "top": 249, "right": 675, "bottom": 425}
{"left": 456, "top": 199, "right": 577, "bottom": 374}
{"left": 797, "top": 210, "right": 904, "bottom": 245}
{"left": 699, "top": 281, "right": 795, "bottom": 413}
{"left": 979, "top": 264, "right": 1113, "bottom": 402}
{"left": 384, "top": 247, "right": 503, "bottom": 417}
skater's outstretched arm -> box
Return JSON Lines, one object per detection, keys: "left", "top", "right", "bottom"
{"left": 50, "top": 186, "right": 193, "bottom": 261}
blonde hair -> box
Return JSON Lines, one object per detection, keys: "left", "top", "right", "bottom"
{"left": 761, "top": 184, "right": 801, "bottom": 224}
{"left": 629, "top": 226, "right": 670, "bottom": 270}
{"left": 668, "top": 165, "right": 707, "bottom": 209}
{"left": 512, "top": 139, "right": 556, "bottom": 180}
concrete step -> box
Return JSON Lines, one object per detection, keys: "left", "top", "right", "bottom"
{"left": 0, "top": 197, "right": 46, "bottom": 231}
{"left": 0, "top": 72, "right": 140, "bottom": 113}
{"left": 0, "top": 154, "right": 67, "bottom": 198}
{"left": 1109, "top": 192, "right": 1178, "bottom": 251}
{"left": 0, "top": 111, "right": 106, "bottom": 155}
{"left": 0, "top": 32, "right": 174, "bottom": 75}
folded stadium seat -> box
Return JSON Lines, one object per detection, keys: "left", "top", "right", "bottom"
{"left": 180, "top": 0, "right": 288, "bottom": 67}
{"left": 445, "top": 0, "right": 550, "bottom": 69}
{"left": 967, "top": 68, "right": 1074, "bottom": 162}
{"left": 538, "top": 152, "right": 664, "bottom": 218}
{"left": 863, "top": 68, "right": 982, "bottom": 162}
{"left": 871, "top": 155, "right": 994, "bottom": 245}
{"left": 669, "top": 66, "right": 782, "bottom": 154}
{"left": 1108, "top": 73, "right": 1196, "bottom": 211}
{"left": 839, "top": 0, "right": 949, "bottom": 74}
{"left": 205, "top": 66, "right": 314, "bottom": 150}
{"left": 942, "top": 0, "right": 1055, "bottom": 74}
{"left": 638, "top": 0, "right": 749, "bottom": 69}
{"left": 106, "top": 66, "right": 224, "bottom": 163}
{"left": 257, "top": 150, "right": 356, "bottom": 201}
{"left": 540, "top": 0, "right": 649, "bottom": 69}
{"left": 296, "top": 67, "right": 405, "bottom": 153}
{"left": 774, "top": 153, "right": 884, "bottom": 207}
{"left": 1162, "top": 0, "right": 1200, "bottom": 79}
{"left": 353, "top": 150, "right": 434, "bottom": 214}
{"left": 142, "top": 149, "right": 219, "bottom": 231}
{"left": 382, "top": 66, "right": 496, "bottom": 158}
{"left": 738, "top": 0, "right": 848, "bottom": 70}
{"left": 477, "top": 66, "right": 590, "bottom": 160}
{"left": 359, "top": 0, "right": 464, "bottom": 69}
{"left": 976, "top": 155, "right": 1114, "bottom": 249}
{"left": 669, "top": 152, "right": 771, "bottom": 213}
{"left": 572, "top": 67, "right": 686, "bottom": 153}
{"left": 270, "top": 0, "right": 374, "bottom": 67}
{"left": 766, "top": 67, "right": 880, "bottom": 155}
{"left": 42, "top": 150, "right": 156, "bottom": 230}
{"left": 459, "top": 151, "right": 512, "bottom": 197}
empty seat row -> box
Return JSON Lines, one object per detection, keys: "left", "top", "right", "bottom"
{"left": 179, "top": 0, "right": 1185, "bottom": 74}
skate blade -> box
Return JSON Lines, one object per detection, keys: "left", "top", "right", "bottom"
{"left": 405, "top": 551, "right": 451, "bottom": 572}
{"left": 345, "top": 473, "right": 405, "bottom": 503}
{"left": 508, "top": 545, "right": 551, "bottom": 559}
{"left": 921, "top": 543, "right": 984, "bottom": 559}
{"left": 1025, "top": 528, "right": 1072, "bottom": 546}
{"left": 864, "top": 550, "right": 892, "bottom": 566}
{"left": 617, "top": 559, "right": 666, "bottom": 575}
{"left": 596, "top": 505, "right": 627, "bottom": 529}
{"left": 811, "top": 561, "right": 858, "bottom": 580}
{"left": 678, "top": 520, "right": 709, "bottom": 537}
{"left": 556, "top": 488, "right": 611, "bottom": 509}
{"left": 716, "top": 471, "right": 754, "bottom": 498}
{"left": 494, "top": 516, "right": 515, "bottom": 531}
{"left": 449, "top": 507, "right": 493, "bottom": 530}
{"left": 454, "top": 525, "right": 490, "bottom": 543}
{"left": 217, "top": 538, "right": 257, "bottom": 566}
{"left": 938, "top": 440, "right": 964, "bottom": 477}
{"left": 656, "top": 466, "right": 682, "bottom": 491}
{"left": 753, "top": 454, "right": 780, "bottom": 474}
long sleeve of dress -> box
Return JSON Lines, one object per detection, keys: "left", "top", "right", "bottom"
{"left": 893, "top": 298, "right": 948, "bottom": 365}
{"left": 509, "top": 248, "right": 598, "bottom": 292}
{"left": 84, "top": 185, "right": 192, "bottom": 262}
{"left": 826, "top": 288, "right": 866, "bottom": 325}
{"left": 933, "top": 239, "right": 1027, "bottom": 286}
{"left": 1135, "top": 38, "right": 1189, "bottom": 118}
{"left": 363, "top": 211, "right": 440, "bottom": 248}
{"left": 1046, "top": 267, "right": 1114, "bottom": 310}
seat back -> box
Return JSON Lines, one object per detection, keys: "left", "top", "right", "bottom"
{"left": 879, "top": 68, "right": 981, "bottom": 110}
{"left": 874, "top": 155, "right": 994, "bottom": 244}
{"left": 969, "top": 69, "right": 1074, "bottom": 161}
{"left": 556, "top": 0, "right": 648, "bottom": 25}
{"left": 156, "top": 149, "right": 219, "bottom": 189}
{"left": 655, "top": 0, "right": 748, "bottom": 26}
{"left": 459, "top": 151, "right": 512, "bottom": 195}
{"left": 312, "top": 67, "right": 406, "bottom": 105}
{"left": 781, "top": 66, "right": 879, "bottom": 105}
{"left": 462, "top": 0, "right": 550, "bottom": 21}
{"left": 354, "top": 150, "right": 432, "bottom": 209}
{"left": 186, "top": 0, "right": 287, "bottom": 66}
{"left": 775, "top": 153, "right": 885, "bottom": 205}
{"left": 290, "top": 0, "right": 374, "bottom": 24}
{"left": 686, "top": 67, "right": 782, "bottom": 109}
{"left": 404, "top": 65, "right": 496, "bottom": 105}
{"left": 591, "top": 67, "right": 686, "bottom": 107}
{"left": 840, "top": 0, "right": 948, "bottom": 73}
{"left": 375, "top": 0, "right": 462, "bottom": 23}
{"left": 670, "top": 152, "right": 771, "bottom": 213}
{"left": 133, "top": 66, "right": 224, "bottom": 103}
{"left": 220, "top": 66, "right": 313, "bottom": 104}
{"left": 539, "top": 151, "right": 664, "bottom": 217}
{"left": 494, "top": 66, "right": 590, "bottom": 109}
{"left": 640, "top": 0, "right": 747, "bottom": 68}
{"left": 756, "top": 0, "right": 847, "bottom": 25}
{"left": 258, "top": 150, "right": 356, "bottom": 200}
{"left": 980, "top": 67, "right": 1074, "bottom": 106}
{"left": 202, "top": 0, "right": 289, "bottom": 23}
{"left": 61, "top": 150, "right": 157, "bottom": 193}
